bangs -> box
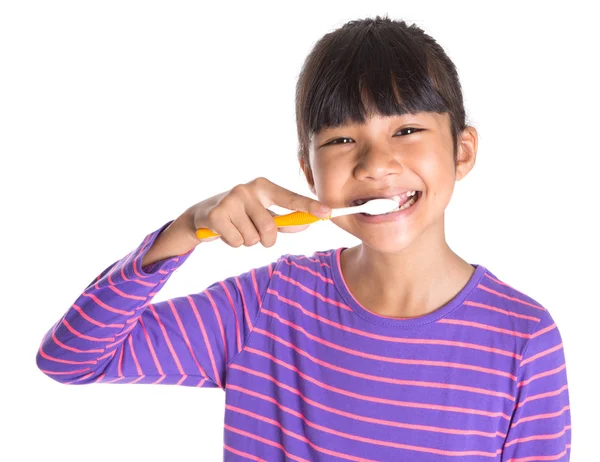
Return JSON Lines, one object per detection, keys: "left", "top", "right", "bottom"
{"left": 299, "top": 22, "right": 450, "bottom": 138}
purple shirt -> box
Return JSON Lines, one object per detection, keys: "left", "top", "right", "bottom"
{"left": 36, "top": 221, "right": 571, "bottom": 461}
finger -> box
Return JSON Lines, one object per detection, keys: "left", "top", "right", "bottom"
{"left": 246, "top": 202, "right": 279, "bottom": 247}
{"left": 262, "top": 180, "right": 331, "bottom": 218}
{"left": 206, "top": 208, "right": 245, "bottom": 247}
{"left": 229, "top": 209, "right": 262, "bottom": 247}
{"left": 277, "top": 224, "right": 310, "bottom": 233}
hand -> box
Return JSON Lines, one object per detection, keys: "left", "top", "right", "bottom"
{"left": 184, "top": 177, "right": 331, "bottom": 248}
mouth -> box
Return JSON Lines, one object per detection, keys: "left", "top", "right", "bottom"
{"left": 355, "top": 190, "right": 423, "bottom": 222}
{"left": 350, "top": 190, "right": 422, "bottom": 211}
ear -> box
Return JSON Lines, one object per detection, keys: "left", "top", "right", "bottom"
{"left": 455, "top": 126, "right": 478, "bottom": 182}
{"left": 300, "top": 156, "right": 317, "bottom": 195}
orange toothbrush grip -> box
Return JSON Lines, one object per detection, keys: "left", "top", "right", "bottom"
{"left": 195, "top": 211, "right": 327, "bottom": 240}
{"left": 273, "top": 211, "right": 324, "bottom": 227}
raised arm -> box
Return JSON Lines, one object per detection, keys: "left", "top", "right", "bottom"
{"left": 35, "top": 219, "right": 276, "bottom": 388}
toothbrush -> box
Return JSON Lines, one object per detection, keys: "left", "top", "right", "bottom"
{"left": 195, "top": 198, "right": 400, "bottom": 240}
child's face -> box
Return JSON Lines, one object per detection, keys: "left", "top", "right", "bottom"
{"left": 302, "top": 112, "right": 477, "bottom": 253}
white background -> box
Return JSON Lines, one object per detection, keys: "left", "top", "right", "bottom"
{"left": 1, "top": 1, "right": 598, "bottom": 460}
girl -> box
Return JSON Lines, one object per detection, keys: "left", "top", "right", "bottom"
{"left": 36, "top": 15, "right": 571, "bottom": 461}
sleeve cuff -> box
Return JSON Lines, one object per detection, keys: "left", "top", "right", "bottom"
{"left": 107, "top": 220, "right": 196, "bottom": 284}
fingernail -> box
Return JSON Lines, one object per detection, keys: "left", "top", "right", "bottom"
{"left": 319, "top": 205, "right": 331, "bottom": 215}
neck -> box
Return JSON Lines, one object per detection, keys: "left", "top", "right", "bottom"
{"left": 340, "top": 216, "right": 474, "bottom": 319}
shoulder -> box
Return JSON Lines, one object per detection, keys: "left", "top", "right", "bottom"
{"left": 263, "top": 248, "right": 340, "bottom": 297}
{"left": 273, "top": 248, "right": 338, "bottom": 277}
{"left": 466, "top": 266, "right": 560, "bottom": 346}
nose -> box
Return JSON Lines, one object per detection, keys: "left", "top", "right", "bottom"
{"left": 354, "top": 146, "right": 403, "bottom": 180}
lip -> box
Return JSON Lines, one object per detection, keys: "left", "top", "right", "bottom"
{"left": 348, "top": 188, "right": 421, "bottom": 206}
{"left": 354, "top": 190, "right": 422, "bottom": 224}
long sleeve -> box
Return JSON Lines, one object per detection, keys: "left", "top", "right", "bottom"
{"left": 501, "top": 309, "right": 571, "bottom": 460}
{"left": 36, "top": 220, "right": 275, "bottom": 389}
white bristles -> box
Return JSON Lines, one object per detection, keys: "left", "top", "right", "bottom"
{"left": 330, "top": 198, "right": 400, "bottom": 218}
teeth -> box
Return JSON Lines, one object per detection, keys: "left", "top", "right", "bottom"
{"left": 384, "top": 194, "right": 418, "bottom": 214}
{"left": 353, "top": 190, "right": 418, "bottom": 206}
{"left": 390, "top": 190, "right": 416, "bottom": 201}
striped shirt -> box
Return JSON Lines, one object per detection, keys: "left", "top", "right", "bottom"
{"left": 36, "top": 220, "right": 571, "bottom": 461}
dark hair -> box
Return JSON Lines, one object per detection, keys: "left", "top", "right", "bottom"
{"left": 295, "top": 15, "right": 471, "bottom": 182}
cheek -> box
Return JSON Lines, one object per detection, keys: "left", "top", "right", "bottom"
{"left": 418, "top": 153, "right": 455, "bottom": 199}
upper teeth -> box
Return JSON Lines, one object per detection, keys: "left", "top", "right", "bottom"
{"left": 353, "top": 191, "right": 417, "bottom": 206}
{"left": 391, "top": 191, "right": 416, "bottom": 201}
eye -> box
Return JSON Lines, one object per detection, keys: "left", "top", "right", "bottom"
{"left": 325, "top": 127, "right": 424, "bottom": 146}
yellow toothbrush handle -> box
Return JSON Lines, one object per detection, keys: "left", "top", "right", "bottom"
{"left": 195, "top": 211, "right": 329, "bottom": 240}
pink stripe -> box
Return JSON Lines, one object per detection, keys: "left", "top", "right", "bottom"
{"left": 273, "top": 271, "right": 352, "bottom": 311}
{"left": 128, "top": 335, "right": 143, "bottom": 376}
{"left": 41, "top": 367, "right": 90, "bottom": 376}
{"left": 267, "top": 288, "right": 521, "bottom": 359}
{"left": 115, "top": 322, "right": 137, "bottom": 336}
{"left": 262, "top": 309, "right": 516, "bottom": 380}
{"left": 131, "top": 278, "right": 161, "bottom": 288}
{"left": 477, "top": 284, "right": 546, "bottom": 311}
{"left": 98, "top": 349, "right": 117, "bottom": 361}
{"left": 516, "top": 385, "right": 569, "bottom": 409}
{"left": 129, "top": 375, "right": 145, "bottom": 384}
{"left": 438, "top": 319, "right": 531, "bottom": 338}
{"left": 227, "top": 404, "right": 502, "bottom": 458}
{"left": 66, "top": 371, "right": 95, "bottom": 384}
{"left": 294, "top": 254, "right": 331, "bottom": 267}
{"left": 219, "top": 281, "right": 242, "bottom": 354}
{"left": 52, "top": 331, "right": 103, "bottom": 354}
{"left": 463, "top": 301, "right": 540, "bottom": 322}
{"left": 228, "top": 383, "right": 506, "bottom": 439}
{"left": 313, "top": 250, "right": 335, "bottom": 257}
{"left": 504, "top": 424, "right": 571, "bottom": 447}
{"left": 152, "top": 375, "right": 166, "bottom": 385}
{"left": 148, "top": 304, "right": 185, "bottom": 375}
{"left": 107, "top": 250, "right": 135, "bottom": 283}
{"left": 224, "top": 424, "right": 312, "bottom": 462}
{"left": 230, "top": 363, "right": 510, "bottom": 420}
{"left": 117, "top": 344, "right": 124, "bottom": 377}
{"left": 518, "top": 364, "right": 566, "bottom": 387}
{"left": 167, "top": 300, "right": 209, "bottom": 379}
{"left": 235, "top": 276, "right": 253, "bottom": 331}
{"left": 520, "top": 343, "right": 563, "bottom": 366}
{"left": 484, "top": 272, "right": 512, "bottom": 287}
{"left": 510, "top": 405, "right": 570, "bottom": 428}
{"left": 282, "top": 259, "right": 334, "bottom": 284}
{"left": 532, "top": 322, "right": 557, "bottom": 339}
{"left": 81, "top": 291, "right": 134, "bottom": 316}
{"left": 226, "top": 407, "right": 376, "bottom": 462}
{"left": 138, "top": 316, "right": 164, "bottom": 375}
{"left": 251, "top": 268, "right": 263, "bottom": 306}
{"left": 187, "top": 294, "right": 222, "bottom": 388}
{"left": 224, "top": 444, "right": 266, "bottom": 462}
{"left": 247, "top": 343, "right": 514, "bottom": 400}
{"left": 72, "top": 304, "right": 125, "bottom": 328}
{"left": 205, "top": 289, "right": 228, "bottom": 366}
{"left": 504, "top": 444, "right": 570, "bottom": 462}
{"left": 62, "top": 319, "right": 114, "bottom": 342}
{"left": 37, "top": 345, "right": 96, "bottom": 365}
{"left": 107, "top": 285, "right": 147, "bottom": 301}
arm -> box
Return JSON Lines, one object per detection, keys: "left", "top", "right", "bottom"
{"left": 35, "top": 219, "right": 276, "bottom": 388}
{"left": 501, "top": 310, "right": 571, "bottom": 460}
